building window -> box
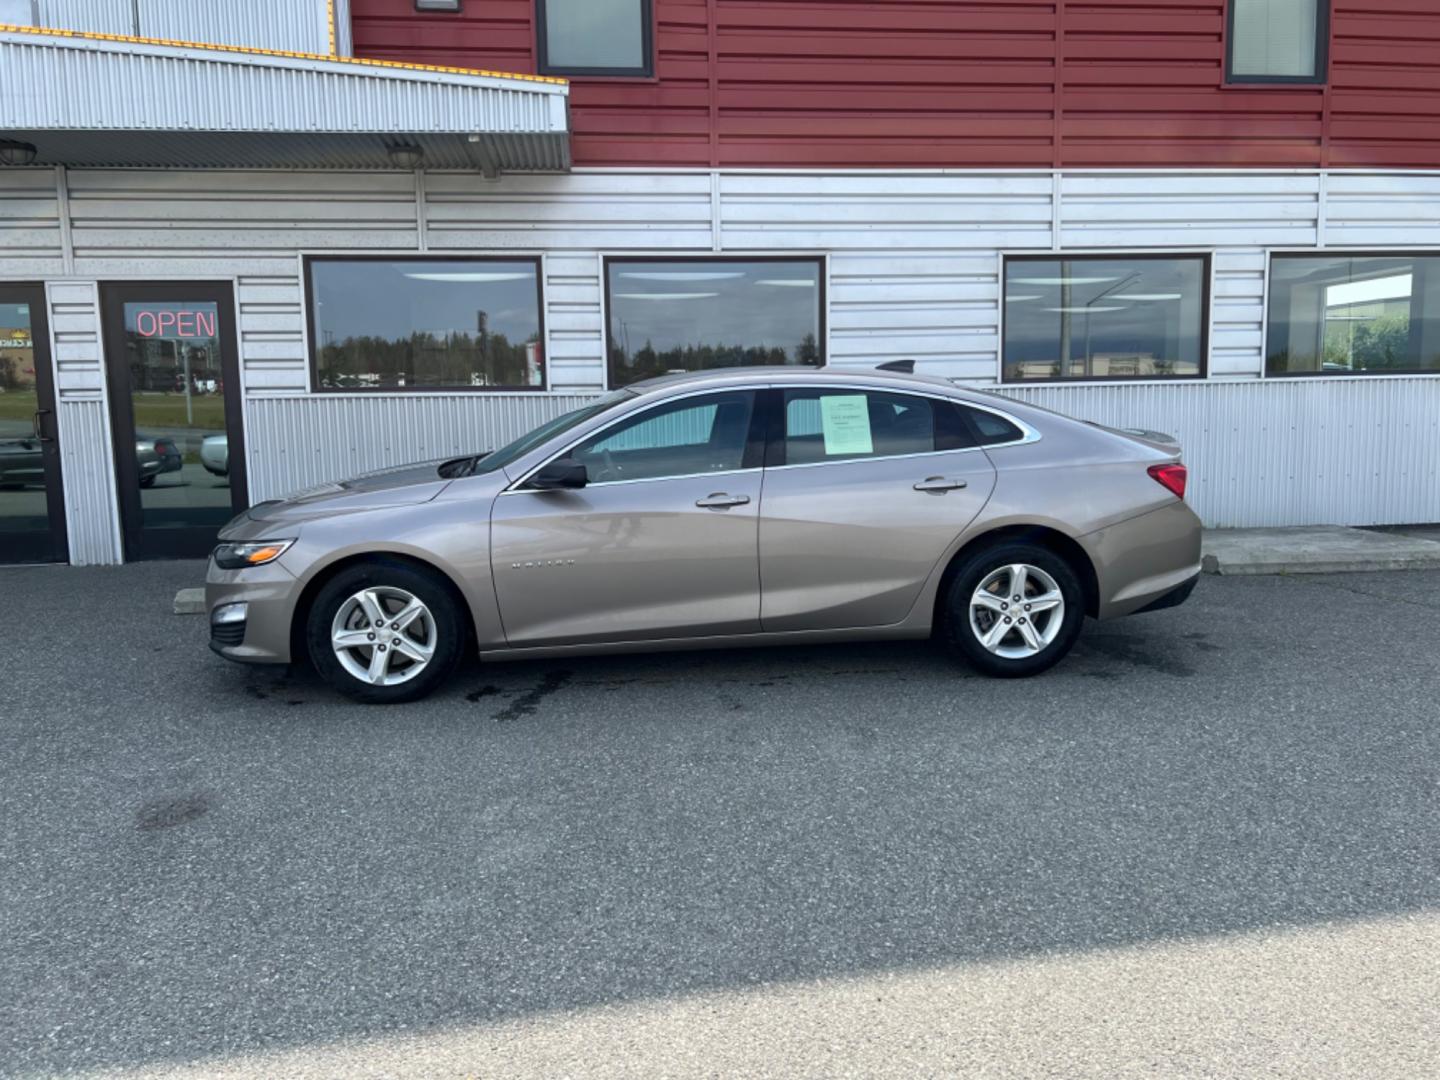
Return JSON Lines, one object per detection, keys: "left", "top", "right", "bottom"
{"left": 538, "top": 0, "right": 653, "bottom": 77}
{"left": 1227, "top": 0, "right": 1329, "bottom": 83}
{"left": 1266, "top": 253, "right": 1440, "bottom": 376}
{"left": 605, "top": 258, "right": 825, "bottom": 388}
{"left": 1002, "top": 255, "right": 1209, "bottom": 382}
{"left": 306, "top": 258, "right": 545, "bottom": 392}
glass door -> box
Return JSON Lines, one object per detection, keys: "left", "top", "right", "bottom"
{"left": 102, "top": 283, "right": 247, "bottom": 560}
{"left": 0, "top": 284, "right": 67, "bottom": 564}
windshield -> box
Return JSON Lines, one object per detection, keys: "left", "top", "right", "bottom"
{"left": 472, "top": 390, "right": 634, "bottom": 475}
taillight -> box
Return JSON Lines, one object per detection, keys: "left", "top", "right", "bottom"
{"left": 1148, "top": 462, "right": 1187, "bottom": 499}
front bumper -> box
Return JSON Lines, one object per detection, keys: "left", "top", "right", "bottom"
{"left": 205, "top": 557, "right": 299, "bottom": 664}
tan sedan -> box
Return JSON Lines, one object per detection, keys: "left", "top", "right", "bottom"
{"left": 207, "top": 367, "right": 1202, "bottom": 703}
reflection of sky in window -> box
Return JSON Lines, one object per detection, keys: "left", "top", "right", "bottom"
{"left": 607, "top": 261, "right": 821, "bottom": 357}
{"left": 1004, "top": 259, "right": 1202, "bottom": 361}
{"left": 312, "top": 261, "right": 540, "bottom": 345}
{"left": 545, "top": 0, "right": 644, "bottom": 68}
{"left": 0, "top": 303, "right": 30, "bottom": 328}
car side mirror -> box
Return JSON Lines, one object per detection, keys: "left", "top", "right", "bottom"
{"left": 529, "top": 458, "right": 588, "bottom": 490}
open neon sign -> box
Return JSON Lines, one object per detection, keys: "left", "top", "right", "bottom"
{"left": 134, "top": 309, "right": 217, "bottom": 339}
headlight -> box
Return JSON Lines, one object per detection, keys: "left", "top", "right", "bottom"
{"left": 212, "top": 539, "right": 294, "bottom": 570}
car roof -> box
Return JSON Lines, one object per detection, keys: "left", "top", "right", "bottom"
{"left": 627, "top": 364, "right": 969, "bottom": 397}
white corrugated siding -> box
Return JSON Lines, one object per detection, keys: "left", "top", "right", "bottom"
{"left": 244, "top": 394, "right": 596, "bottom": 501}
{"left": 43, "top": 281, "right": 122, "bottom": 565}
{"left": 0, "top": 169, "right": 63, "bottom": 275}
{"left": 10, "top": 167, "right": 1440, "bottom": 561}
{"left": 996, "top": 378, "right": 1440, "bottom": 528}
{"left": 29, "top": 0, "right": 332, "bottom": 53}
{"left": 0, "top": 33, "right": 567, "bottom": 135}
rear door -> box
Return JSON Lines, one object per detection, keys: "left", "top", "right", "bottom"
{"left": 758, "top": 386, "right": 996, "bottom": 632}
{"left": 490, "top": 389, "right": 764, "bottom": 647}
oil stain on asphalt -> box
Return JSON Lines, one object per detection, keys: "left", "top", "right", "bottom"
{"left": 135, "top": 792, "right": 212, "bottom": 831}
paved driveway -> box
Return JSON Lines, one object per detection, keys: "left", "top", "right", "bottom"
{"left": 2, "top": 562, "right": 1438, "bottom": 1078}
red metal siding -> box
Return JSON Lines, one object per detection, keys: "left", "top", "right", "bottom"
{"left": 350, "top": 0, "right": 1440, "bottom": 170}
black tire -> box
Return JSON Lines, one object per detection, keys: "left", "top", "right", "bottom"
{"left": 305, "top": 559, "right": 466, "bottom": 704}
{"left": 943, "top": 542, "right": 1085, "bottom": 678}
{"left": 139, "top": 476, "right": 155, "bottom": 488}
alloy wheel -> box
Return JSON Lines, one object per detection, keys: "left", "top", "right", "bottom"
{"left": 968, "top": 563, "right": 1065, "bottom": 660}
{"left": 329, "top": 586, "right": 437, "bottom": 686}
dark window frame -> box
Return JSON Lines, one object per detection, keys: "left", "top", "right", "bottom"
{"left": 603, "top": 254, "right": 827, "bottom": 390}
{"left": 1000, "top": 252, "right": 1213, "bottom": 385}
{"left": 1265, "top": 249, "right": 1440, "bottom": 379}
{"left": 304, "top": 254, "right": 548, "bottom": 395}
{"left": 536, "top": 0, "right": 655, "bottom": 79}
{"left": 1225, "top": 0, "right": 1330, "bottom": 86}
{"left": 100, "top": 280, "right": 248, "bottom": 561}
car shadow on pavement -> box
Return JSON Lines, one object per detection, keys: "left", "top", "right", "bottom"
{"left": 3, "top": 565, "right": 1439, "bottom": 1075}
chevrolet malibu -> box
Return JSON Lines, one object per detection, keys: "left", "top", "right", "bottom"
{"left": 207, "top": 367, "right": 1202, "bottom": 703}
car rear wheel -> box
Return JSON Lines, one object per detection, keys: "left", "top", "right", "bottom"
{"left": 305, "top": 560, "right": 465, "bottom": 704}
{"left": 943, "top": 542, "right": 1085, "bottom": 677}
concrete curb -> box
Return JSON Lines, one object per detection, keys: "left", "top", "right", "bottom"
{"left": 174, "top": 587, "right": 205, "bottom": 614}
{"left": 1202, "top": 526, "right": 1440, "bottom": 576}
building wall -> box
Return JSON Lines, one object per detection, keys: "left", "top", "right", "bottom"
{"left": 5, "top": 164, "right": 1440, "bottom": 563}
{"left": 350, "top": 0, "right": 1440, "bottom": 170}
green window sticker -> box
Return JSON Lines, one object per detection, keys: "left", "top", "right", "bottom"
{"left": 820, "top": 394, "right": 873, "bottom": 456}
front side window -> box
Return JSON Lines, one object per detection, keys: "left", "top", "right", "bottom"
{"left": 1267, "top": 254, "right": 1440, "bottom": 376}
{"left": 782, "top": 389, "right": 947, "bottom": 465}
{"left": 606, "top": 258, "right": 824, "bottom": 388}
{"left": 538, "top": 0, "right": 652, "bottom": 77}
{"left": 1227, "top": 0, "right": 1328, "bottom": 83}
{"left": 1003, "top": 255, "right": 1208, "bottom": 382}
{"left": 570, "top": 391, "right": 757, "bottom": 483}
{"left": 308, "top": 258, "right": 544, "bottom": 392}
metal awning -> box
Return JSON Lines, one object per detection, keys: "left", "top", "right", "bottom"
{"left": 0, "top": 26, "right": 570, "bottom": 173}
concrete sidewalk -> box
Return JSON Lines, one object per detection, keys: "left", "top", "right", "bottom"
{"left": 1202, "top": 525, "right": 1440, "bottom": 576}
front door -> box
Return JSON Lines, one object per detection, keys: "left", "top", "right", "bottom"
{"left": 490, "top": 390, "right": 763, "bottom": 647}
{"left": 101, "top": 283, "right": 247, "bottom": 560}
{"left": 0, "top": 284, "right": 67, "bottom": 564}
{"left": 759, "top": 387, "right": 997, "bottom": 632}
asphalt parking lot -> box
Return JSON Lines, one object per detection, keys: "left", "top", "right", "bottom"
{"left": 3, "top": 561, "right": 1439, "bottom": 1078}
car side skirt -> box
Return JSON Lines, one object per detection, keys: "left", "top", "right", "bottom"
{"left": 477, "top": 623, "right": 932, "bottom": 663}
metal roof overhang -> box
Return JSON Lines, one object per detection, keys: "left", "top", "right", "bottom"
{"left": 0, "top": 27, "right": 570, "bottom": 173}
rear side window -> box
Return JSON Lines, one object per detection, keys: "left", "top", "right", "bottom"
{"left": 963, "top": 407, "right": 1025, "bottom": 446}
{"left": 782, "top": 389, "right": 936, "bottom": 465}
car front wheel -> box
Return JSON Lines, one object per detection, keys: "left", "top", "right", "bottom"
{"left": 305, "top": 560, "right": 466, "bottom": 703}
{"left": 943, "top": 542, "right": 1085, "bottom": 677}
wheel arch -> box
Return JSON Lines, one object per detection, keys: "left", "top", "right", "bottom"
{"left": 288, "top": 550, "right": 479, "bottom": 668}
{"left": 930, "top": 523, "right": 1101, "bottom": 632}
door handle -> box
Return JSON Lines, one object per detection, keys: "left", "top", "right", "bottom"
{"left": 695, "top": 492, "right": 751, "bottom": 509}
{"left": 33, "top": 409, "right": 55, "bottom": 443}
{"left": 913, "top": 476, "right": 968, "bottom": 493}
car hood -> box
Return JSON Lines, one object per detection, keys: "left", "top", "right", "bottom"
{"left": 220, "top": 459, "right": 455, "bottom": 538}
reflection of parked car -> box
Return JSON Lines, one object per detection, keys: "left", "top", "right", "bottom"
{"left": 136, "top": 436, "right": 182, "bottom": 488}
{"left": 0, "top": 437, "right": 44, "bottom": 488}
{"left": 4, "top": 434, "right": 184, "bottom": 490}
{"left": 200, "top": 434, "right": 229, "bottom": 477}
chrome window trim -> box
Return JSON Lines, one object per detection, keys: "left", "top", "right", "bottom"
{"left": 506, "top": 385, "right": 763, "bottom": 492}
{"left": 505, "top": 380, "right": 1040, "bottom": 492}
{"left": 497, "top": 466, "right": 761, "bottom": 497}
{"left": 776, "top": 383, "right": 1043, "bottom": 455}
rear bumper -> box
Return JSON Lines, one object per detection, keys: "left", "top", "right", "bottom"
{"left": 1080, "top": 499, "right": 1204, "bottom": 620}
{"left": 1133, "top": 571, "right": 1200, "bottom": 614}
